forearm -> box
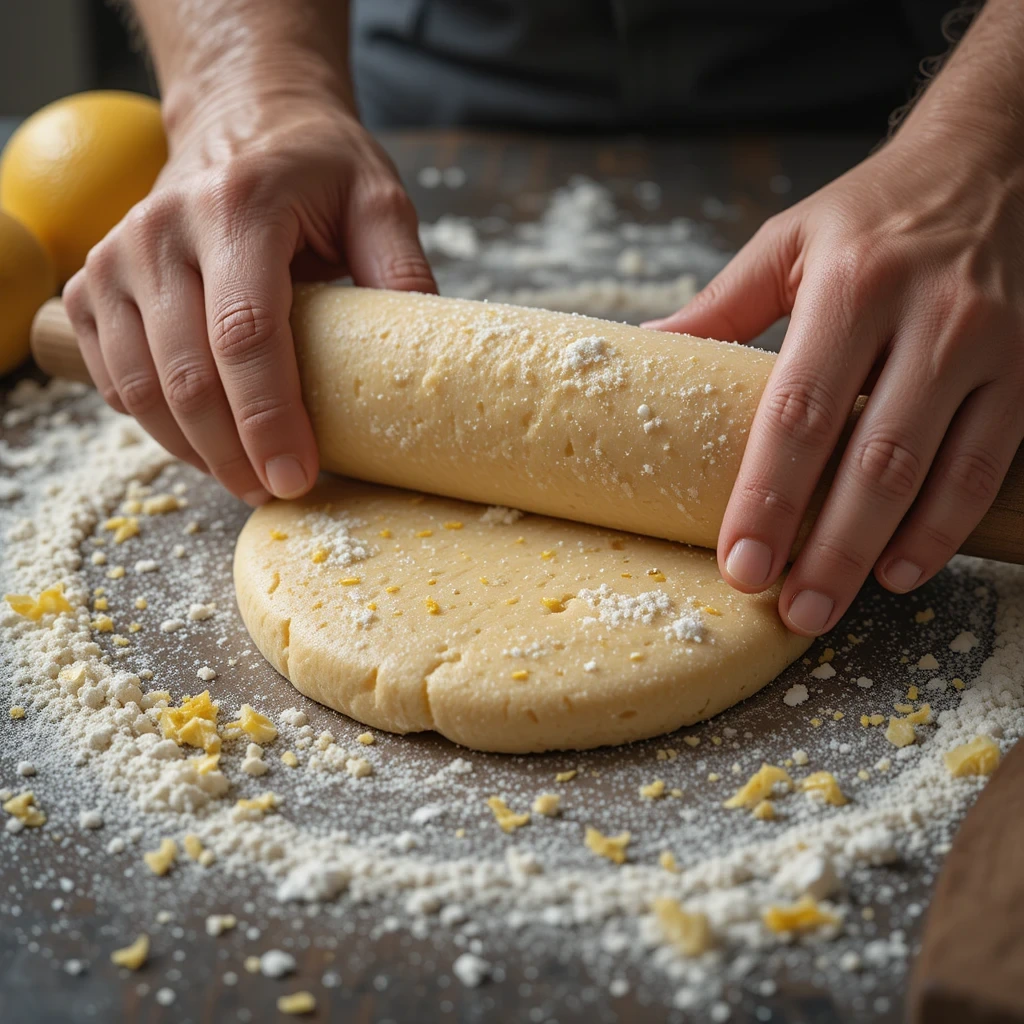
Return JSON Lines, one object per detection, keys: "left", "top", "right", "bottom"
{"left": 130, "top": 0, "right": 354, "bottom": 140}
{"left": 899, "top": 0, "right": 1024, "bottom": 161}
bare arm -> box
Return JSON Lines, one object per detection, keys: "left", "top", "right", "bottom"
{"left": 65, "top": 0, "right": 435, "bottom": 505}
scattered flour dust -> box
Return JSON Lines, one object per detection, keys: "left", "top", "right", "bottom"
{"left": 2, "top": 381, "right": 1022, "bottom": 1018}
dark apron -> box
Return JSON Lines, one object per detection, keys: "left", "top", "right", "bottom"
{"left": 351, "top": 0, "right": 966, "bottom": 132}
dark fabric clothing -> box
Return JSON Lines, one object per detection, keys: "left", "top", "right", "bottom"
{"left": 351, "top": 0, "right": 967, "bottom": 133}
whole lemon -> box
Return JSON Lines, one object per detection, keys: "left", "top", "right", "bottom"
{"left": 0, "top": 209, "right": 56, "bottom": 376}
{"left": 0, "top": 91, "right": 166, "bottom": 282}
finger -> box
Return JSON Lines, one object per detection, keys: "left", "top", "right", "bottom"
{"left": 876, "top": 381, "right": 1024, "bottom": 592}
{"left": 716, "top": 268, "right": 894, "bottom": 596}
{"left": 344, "top": 179, "right": 437, "bottom": 293}
{"left": 132, "top": 262, "right": 270, "bottom": 505}
{"left": 778, "top": 348, "right": 968, "bottom": 636}
{"left": 641, "top": 215, "right": 801, "bottom": 340}
{"left": 63, "top": 270, "right": 119, "bottom": 410}
{"left": 92, "top": 290, "right": 207, "bottom": 472}
{"left": 199, "top": 221, "right": 319, "bottom": 500}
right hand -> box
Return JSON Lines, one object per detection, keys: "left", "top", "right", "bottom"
{"left": 64, "top": 93, "right": 436, "bottom": 505}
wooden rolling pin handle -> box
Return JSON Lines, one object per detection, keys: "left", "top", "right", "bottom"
{"left": 31, "top": 298, "right": 94, "bottom": 386}
{"left": 29, "top": 296, "right": 1024, "bottom": 565}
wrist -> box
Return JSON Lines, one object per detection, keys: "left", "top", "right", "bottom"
{"left": 162, "top": 50, "right": 356, "bottom": 147}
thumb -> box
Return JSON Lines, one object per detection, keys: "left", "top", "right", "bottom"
{"left": 642, "top": 215, "right": 801, "bottom": 342}
{"left": 344, "top": 179, "right": 437, "bottom": 293}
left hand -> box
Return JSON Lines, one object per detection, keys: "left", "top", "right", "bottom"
{"left": 645, "top": 128, "right": 1024, "bottom": 636}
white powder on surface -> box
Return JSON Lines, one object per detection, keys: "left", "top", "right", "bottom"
{"left": 295, "top": 511, "right": 373, "bottom": 569}
{"left": 479, "top": 506, "right": 523, "bottom": 526}
{"left": 575, "top": 585, "right": 673, "bottom": 627}
{"left": 783, "top": 684, "right": 810, "bottom": 707}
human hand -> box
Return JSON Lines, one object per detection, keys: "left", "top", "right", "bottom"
{"left": 63, "top": 90, "right": 435, "bottom": 505}
{"left": 645, "top": 129, "right": 1024, "bottom": 636}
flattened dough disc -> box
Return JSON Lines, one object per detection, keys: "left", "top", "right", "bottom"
{"left": 235, "top": 479, "right": 811, "bottom": 753}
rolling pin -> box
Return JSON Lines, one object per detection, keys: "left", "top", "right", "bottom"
{"left": 30, "top": 285, "right": 1024, "bottom": 564}
{"left": 908, "top": 738, "right": 1024, "bottom": 1024}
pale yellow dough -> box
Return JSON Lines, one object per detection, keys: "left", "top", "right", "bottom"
{"left": 235, "top": 479, "right": 811, "bottom": 753}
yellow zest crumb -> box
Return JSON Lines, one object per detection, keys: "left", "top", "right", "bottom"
{"left": 819, "top": 648, "right": 835, "bottom": 663}
{"left": 762, "top": 895, "right": 838, "bottom": 934}
{"left": 281, "top": 751, "right": 299, "bottom": 768}
{"left": 707, "top": 772, "right": 721, "bottom": 782}
{"left": 540, "top": 596, "right": 568, "bottom": 613}
{"left": 4, "top": 584, "right": 73, "bottom": 621}
{"left": 107, "top": 565, "right": 126, "bottom": 579}
{"left": 832, "top": 711, "right": 844, "bottom": 721}
{"left": 647, "top": 569, "right": 666, "bottom": 582}
{"left": 416, "top": 529, "right": 434, "bottom": 538}
{"left": 487, "top": 796, "right": 530, "bottom": 833}
{"left": 584, "top": 826, "right": 630, "bottom": 865}
{"left": 235, "top": 792, "right": 279, "bottom": 815}
{"left": 862, "top": 907, "right": 876, "bottom": 921}
{"left": 944, "top": 735, "right": 1000, "bottom": 777}
{"left": 952, "top": 677, "right": 965, "bottom": 690}
{"left": 670, "top": 788, "right": 683, "bottom": 798}
{"left": 620, "top": 572, "right": 632, "bottom": 579}
{"left": 703, "top": 605, "right": 722, "bottom": 616}
{"left": 183, "top": 834, "right": 204, "bottom": 860}
{"left": 226, "top": 704, "right": 278, "bottom": 745}
{"left": 800, "top": 771, "right": 848, "bottom": 806}
{"left": 629, "top": 652, "right": 645, "bottom": 662}
{"left": 723, "top": 764, "right": 793, "bottom": 810}
{"left": 659, "top": 850, "right": 680, "bottom": 873}
{"left": 532, "top": 793, "right": 560, "bottom": 816}
{"left": 103, "top": 516, "right": 140, "bottom": 544}
{"left": 3, "top": 791, "right": 46, "bottom": 827}
{"left": 357, "top": 732, "right": 375, "bottom": 746}
{"left": 752, "top": 799, "right": 775, "bottom": 821}
{"left": 278, "top": 992, "right": 317, "bottom": 1016}
{"left": 857, "top": 769, "right": 871, "bottom": 781}
{"left": 112, "top": 635, "right": 130, "bottom": 647}
{"left": 915, "top": 607, "right": 935, "bottom": 624}
{"left": 907, "top": 685, "right": 919, "bottom": 701}
{"left": 683, "top": 736, "right": 700, "bottom": 748}
{"left": 340, "top": 577, "right": 362, "bottom": 586}
{"left": 92, "top": 615, "right": 114, "bottom": 632}
{"left": 192, "top": 752, "right": 221, "bottom": 775}
{"left": 142, "top": 494, "right": 182, "bottom": 515}
{"left": 810, "top": 717, "right": 823, "bottom": 728}
{"left": 427, "top": 578, "right": 437, "bottom": 586}
{"left": 128, "top": 623, "right": 141, "bottom": 633}
{"left": 110, "top": 934, "right": 150, "bottom": 971}
{"left": 506, "top": 597, "right": 519, "bottom": 605}
{"left": 540, "top": 550, "right": 556, "bottom": 560}
{"left": 425, "top": 597, "right": 441, "bottom": 615}
{"left": 885, "top": 717, "right": 917, "bottom": 748}
{"left": 9, "top": 706, "right": 25, "bottom": 720}
{"left": 907, "top": 704, "right": 932, "bottom": 725}
{"left": 455, "top": 828, "right": 466, "bottom": 839}
{"left": 860, "top": 714, "right": 885, "bottom": 727}
{"left": 379, "top": 528, "right": 392, "bottom": 539}
{"left": 639, "top": 779, "right": 666, "bottom": 800}
{"left": 443, "top": 521, "right": 464, "bottom": 530}
{"left": 134, "top": 597, "right": 147, "bottom": 611}
{"left": 893, "top": 702, "right": 914, "bottom": 714}
{"left": 143, "top": 839, "right": 177, "bottom": 876}
{"left": 311, "top": 548, "right": 329, "bottom": 564}
{"left": 510, "top": 670, "right": 529, "bottom": 681}
{"left": 555, "top": 770, "right": 577, "bottom": 783}
{"left": 93, "top": 597, "right": 108, "bottom": 611}
{"left": 710, "top": 736, "right": 722, "bottom": 746}
{"left": 244, "top": 956, "right": 261, "bottom": 974}
{"left": 385, "top": 585, "right": 400, "bottom": 594}
{"left": 653, "top": 898, "right": 714, "bottom": 956}
{"left": 160, "top": 692, "right": 221, "bottom": 754}
{"left": 269, "top": 529, "right": 288, "bottom": 540}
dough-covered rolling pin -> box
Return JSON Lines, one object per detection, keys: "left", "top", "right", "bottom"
{"left": 30, "top": 285, "right": 1024, "bottom": 563}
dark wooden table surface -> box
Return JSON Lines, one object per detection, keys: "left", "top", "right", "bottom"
{"left": 1, "top": 129, "right": 963, "bottom": 1024}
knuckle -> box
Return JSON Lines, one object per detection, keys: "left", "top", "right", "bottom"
{"left": 235, "top": 394, "right": 294, "bottom": 435}
{"left": 764, "top": 373, "right": 838, "bottom": 448}
{"left": 812, "top": 534, "right": 871, "bottom": 578}
{"left": 99, "top": 385, "right": 127, "bottom": 415}
{"left": 913, "top": 519, "right": 958, "bottom": 556}
{"left": 736, "top": 477, "right": 800, "bottom": 520}
{"left": 122, "top": 193, "right": 181, "bottom": 266}
{"left": 162, "top": 359, "right": 219, "bottom": 416}
{"left": 62, "top": 274, "right": 89, "bottom": 322}
{"left": 354, "top": 180, "right": 415, "bottom": 223}
{"left": 117, "top": 372, "right": 162, "bottom": 418}
{"left": 84, "top": 239, "right": 119, "bottom": 287}
{"left": 197, "top": 164, "right": 263, "bottom": 219}
{"left": 945, "top": 446, "right": 1004, "bottom": 504}
{"left": 208, "top": 300, "right": 278, "bottom": 363}
{"left": 855, "top": 435, "right": 922, "bottom": 502}
{"left": 378, "top": 251, "right": 435, "bottom": 292}
{"left": 825, "top": 240, "right": 890, "bottom": 304}
{"left": 207, "top": 450, "right": 257, "bottom": 487}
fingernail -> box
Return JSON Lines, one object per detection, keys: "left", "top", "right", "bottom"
{"left": 725, "top": 538, "right": 773, "bottom": 587}
{"left": 265, "top": 455, "right": 308, "bottom": 499}
{"left": 787, "top": 590, "right": 835, "bottom": 635}
{"left": 883, "top": 558, "right": 923, "bottom": 592}
{"left": 243, "top": 487, "right": 271, "bottom": 507}
{"left": 640, "top": 318, "right": 667, "bottom": 329}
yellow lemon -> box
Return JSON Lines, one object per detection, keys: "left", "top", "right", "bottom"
{"left": 0, "top": 209, "right": 56, "bottom": 376}
{"left": 0, "top": 91, "right": 166, "bottom": 282}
